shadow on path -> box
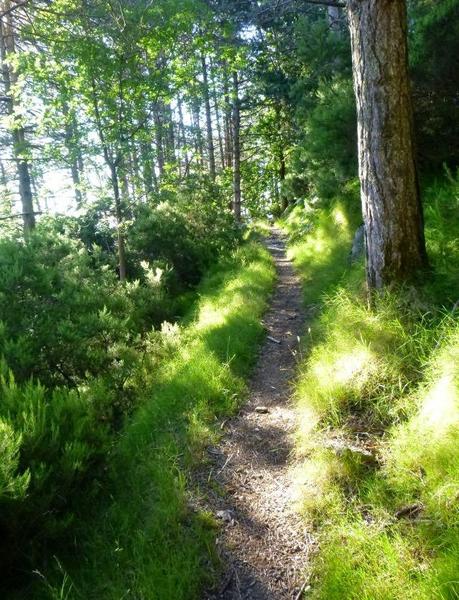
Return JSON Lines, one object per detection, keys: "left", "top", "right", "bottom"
{"left": 202, "top": 229, "right": 313, "bottom": 600}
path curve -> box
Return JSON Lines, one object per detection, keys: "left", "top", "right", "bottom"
{"left": 204, "top": 229, "right": 312, "bottom": 599}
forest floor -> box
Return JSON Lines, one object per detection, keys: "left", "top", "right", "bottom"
{"left": 202, "top": 229, "right": 313, "bottom": 599}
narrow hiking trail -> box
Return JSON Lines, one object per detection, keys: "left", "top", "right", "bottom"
{"left": 204, "top": 229, "right": 313, "bottom": 599}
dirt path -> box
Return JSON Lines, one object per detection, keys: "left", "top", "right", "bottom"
{"left": 204, "top": 229, "right": 313, "bottom": 599}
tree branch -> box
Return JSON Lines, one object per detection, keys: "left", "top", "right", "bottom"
{"left": 0, "top": 0, "right": 28, "bottom": 19}
{"left": 305, "top": 0, "right": 345, "bottom": 7}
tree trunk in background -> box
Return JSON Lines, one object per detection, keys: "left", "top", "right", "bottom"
{"left": 69, "top": 154, "right": 83, "bottom": 207}
{"left": 279, "top": 148, "right": 288, "bottom": 213}
{"left": 177, "top": 95, "right": 189, "bottom": 176}
{"left": 1, "top": 1, "right": 35, "bottom": 236}
{"left": 232, "top": 71, "right": 241, "bottom": 221}
{"left": 129, "top": 147, "right": 140, "bottom": 202}
{"left": 164, "top": 102, "right": 176, "bottom": 167}
{"left": 201, "top": 54, "right": 216, "bottom": 180}
{"left": 110, "top": 162, "right": 127, "bottom": 282}
{"left": 327, "top": 6, "right": 341, "bottom": 32}
{"left": 140, "top": 141, "right": 155, "bottom": 195}
{"left": 347, "top": 0, "right": 428, "bottom": 289}
{"left": 63, "top": 113, "right": 84, "bottom": 208}
{"left": 192, "top": 99, "right": 204, "bottom": 169}
{"left": 153, "top": 102, "right": 165, "bottom": 177}
{"left": 223, "top": 64, "right": 233, "bottom": 169}
{"left": 210, "top": 57, "right": 225, "bottom": 169}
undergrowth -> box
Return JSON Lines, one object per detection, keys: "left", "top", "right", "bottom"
{"left": 284, "top": 174, "right": 459, "bottom": 599}
{"left": 15, "top": 239, "right": 275, "bottom": 600}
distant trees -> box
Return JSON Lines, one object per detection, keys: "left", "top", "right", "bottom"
{"left": 0, "top": 0, "right": 35, "bottom": 235}
{"left": 1, "top": 0, "right": 456, "bottom": 289}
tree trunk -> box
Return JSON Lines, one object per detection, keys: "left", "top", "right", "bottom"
{"left": 153, "top": 102, "right": 165, "bottom": 177}
{"left": 110, "top": 162, "right": 127, "bottom": 283}
{"left": 210, "top": 57, "right": 225, "bottom": 170}
{"left": 0, "top": 1, "right": 35, "bottom": 236}
{"left": 232, "top": 71, "right": 241, "bottom": 221}
{"left": 64, "top": 119, "right": 84, "bottom": 207}
{"left": 347, "top": 0, "right": 428, "bottom": 289}
{"left": 164, "top": 102, "right": 176, "bottom": 167}
{"left": 201, "top": 54, "right": 216, "bottom": 180}
{"left": 327, "top": 6, "right": 341, "bottom": 32}
{"left": 62, "top": 102, "right": 85, "bottom": 208}
{"left": 177, "top": 95, "right": 189, "bottom": 176}
{"left": 140, "top": 141, "right": 155, "bottom": 195}
{"left": 192, "top": 98, "right": 204, "bottom": 169}
{"left": 223, "top": 64, "right": 233, "bottom": 169}
{"left": 279, "top": 148, "right": 288, "bottom": 213}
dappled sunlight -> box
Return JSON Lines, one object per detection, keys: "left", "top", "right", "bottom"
{"left": 194, "top": 303, "right": 230, "bottom": 332}
{"left": 332, "top": 206, "right": 349, "bottom": 229}
{"left": 291, "top": 452, "right": 344, "bottom": 521}
{"left": 296, "top": 403, "right": 321, "bottom": 447}
{"left": 311, "top": 345, "right": 375, "bottom": 388}
{"left": 419, "top": 372, "right": 458, "bottom": 433}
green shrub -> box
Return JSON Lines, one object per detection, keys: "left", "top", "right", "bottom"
{"left": 128, "top": 194, "right": 240, "bottom": 290}
{"left": 0, "top": 369, "right": 110, "bottom": 578}
{"left": 293, "top": 77, "right": 357, "bottom": 199}
{"left": 0, "top": 229, "right": 165, "bottom": 389}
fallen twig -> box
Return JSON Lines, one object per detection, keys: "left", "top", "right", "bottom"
{"left": 295, "top": 580, "right": 311, "bottom": 600}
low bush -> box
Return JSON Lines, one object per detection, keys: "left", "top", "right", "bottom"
{"left": 29, "top": 239, "right": 275, "bottom": 600}
{"left": 128, "top": 193, "right": 240, "bottom": 291}
{"left": 0, "top": 370, "right": 110, "bottom": 579}
{"left": 0, "top": 229, "right": 166, "bottom": 389}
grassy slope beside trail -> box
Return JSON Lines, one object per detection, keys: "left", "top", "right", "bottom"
{"left": 282, "top": 176, "right": 459, "bottom": 600}
{"left": 34, "top": 239, "right": 276, "bottom": 600}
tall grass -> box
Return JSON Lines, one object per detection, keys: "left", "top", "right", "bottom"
{"left": 26, "top": 240, "right": 275, "bottom": 600}
{"left": 286, "top": 174, "right": 459, "bottom": 599}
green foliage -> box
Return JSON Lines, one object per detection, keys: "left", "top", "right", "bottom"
{"left": 409, "top": 0, "right": 459, "bottom": 169}
{"left": 288, "top": 175, "right": 459, "bottom": 599}
{"left": 0, "top": 228, "right": 165, "bottom": 389}
{"left": 129, "top": 191, "right": 240, "bottom": 290}
{"left": 34, "top": 240, "right": 275, "bottom": 600}
{"left": 0, "top": 371, "right": 109, "bottom": 578}
{"left": 422, "top": 170, "right": 459, "bottom": 302}
{"left": 293, "top": 77, "right": 357, "bottom": 199}
{"left": 281, "top": 181, "right": 361, "bottom": 304}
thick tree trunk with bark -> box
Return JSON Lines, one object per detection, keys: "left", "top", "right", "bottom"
{"left": 347, "top": 0, "right": 428, "bottom": 289}
{"left": 232, "top": 71, "right": 241, "bottom": 221}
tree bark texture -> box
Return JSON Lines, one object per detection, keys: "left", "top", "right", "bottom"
{"left": 347, "top": 0, "right": 428, "bottom": 289}
{"left": 210, "top": 57, "right": 226, "bottom": 169}
{"left": 223, "top": 63, "right": 233, "bottom": 169}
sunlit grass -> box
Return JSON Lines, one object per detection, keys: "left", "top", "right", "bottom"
{"left": 281, "top": 197, "right": 360, "bottom": 305}
{"left": 287, "top": 177, "right": 459, "bottom": 600}
{"left": 34, "top": 240, "right": 276, "bottom": 600}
